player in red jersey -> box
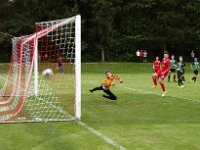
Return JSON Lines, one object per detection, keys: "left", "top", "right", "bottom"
{"left": 152, "top": 51, "right": 170, "bottom": 97}
{"left": 152, "top": 56, "right": 161, "bottom": 89}
{"left": 153, "top": 56, "right": 161, "bottom": 73}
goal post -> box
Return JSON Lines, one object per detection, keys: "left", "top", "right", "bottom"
{"left": 0, "top": 15, "right": 81, "bottom": 123}
{"left": 34, "top": 32, "right": 38, "bottom": 96}
{"left": 75, "top": 15, "right": 81, "bottom": 120}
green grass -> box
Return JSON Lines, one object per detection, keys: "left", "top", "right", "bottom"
{"left": 0, "top": 63, "right": 200, "bottom": 150}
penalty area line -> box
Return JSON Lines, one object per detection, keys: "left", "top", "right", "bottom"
{"left": 78, "top": 121, "right": 126, "bottom": 150}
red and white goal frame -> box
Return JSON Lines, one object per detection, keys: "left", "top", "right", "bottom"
{"left": 0, "top": 15, "right": 81, "bottom": 123}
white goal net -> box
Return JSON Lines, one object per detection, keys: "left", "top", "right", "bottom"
{"left": 0, "top": 15, "right": 81, "bottom": 123}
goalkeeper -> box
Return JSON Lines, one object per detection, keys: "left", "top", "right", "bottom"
{"left": 90, "top": 71, "right": 123, "bottom": 100}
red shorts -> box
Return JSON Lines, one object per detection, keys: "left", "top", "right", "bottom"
{"left": 157, "top": 70, "right": 169, "bottom": 80}
{"left": 154, "top": 69, "right": 160, "bottom": 74}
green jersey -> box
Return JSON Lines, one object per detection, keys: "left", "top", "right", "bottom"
{"left": 170, "top": 59, "right": 176, "bottom": 69}
{"left": 192, "top": 62, "right": 199, "bottom": 71}
{"left": 177, "top": 62, "right": 184, "bottom": 73}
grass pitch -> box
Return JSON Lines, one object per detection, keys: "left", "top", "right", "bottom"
{"left": 0, "top": 63, "right": 200, "bottom": 150}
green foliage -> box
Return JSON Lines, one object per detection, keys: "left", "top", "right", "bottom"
{"left": 0, "top": 0, "right": 200, "bottom": 62}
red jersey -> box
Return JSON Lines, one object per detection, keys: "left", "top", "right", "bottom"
{"left": 161, "top": 58, "right": 170, "bottom": 73}
{"left": 140, "top": 51, "right": 144, "bottom": 57}
{"left": 153, "top": 60, "right": 161, "bottom": 72}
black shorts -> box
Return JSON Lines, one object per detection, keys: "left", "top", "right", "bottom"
{"left": 177, "top": 71, "right": 184, "bottom": 78}
{"left": 194, "top": 70, "right": 198, "bottom": 75}
{"left": 170, "top": 69, "right": 176, "bottom": 73}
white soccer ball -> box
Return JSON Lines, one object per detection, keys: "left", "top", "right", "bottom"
{"left": 42, "top": 68, "right": 53, "bottom": 77}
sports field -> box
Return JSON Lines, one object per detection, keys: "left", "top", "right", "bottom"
{"left": 0, "top": 63, "right": 200, "bottom": 150}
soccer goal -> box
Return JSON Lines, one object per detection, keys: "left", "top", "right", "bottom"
{"left": 0, "top": 15, "right": 81, "bottom": 123}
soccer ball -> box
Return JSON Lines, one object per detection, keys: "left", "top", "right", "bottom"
{"left": 42, "top": 68, "right": 53, "bottom": 77}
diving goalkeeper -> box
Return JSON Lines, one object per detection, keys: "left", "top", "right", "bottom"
{"left": 90, "top": 71, "right": 123, "bottom": 100}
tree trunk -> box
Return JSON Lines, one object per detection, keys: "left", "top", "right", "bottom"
{"left": 101, "top": 49, "right": 105, "bottom": 62}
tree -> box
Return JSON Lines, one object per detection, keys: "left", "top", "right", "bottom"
{"left": 1, "top": 0, "right": 200, "bottom": 62}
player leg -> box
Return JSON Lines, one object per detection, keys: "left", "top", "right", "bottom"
{"left": 173, "top": 71, "right": 176, "bottom": 82}
{"left": 191, "top": 76, "right": 195, "bottom": 82}
{"left": 182, "top": 70, "right": 185, "bottom": 81}
{"left": 192, "top": 71, "right": 198, "bottom": 82}
{"left": 158, "top": 73, "right": 167, "bottom": 97}
{"left": 168, "top": 70, "right": 171, "bottom": 82}
{"left": 191, "top": 73, "right": 195, "bottom": 82}
{"left": 90, "top": 86, "right": 103, "bottom": 93}
{"left": 152, "top": 73, "right": 158, "bottom": 88}
{"left": 158, "top": 79, "right": 166, "bottom": 91}
{"left": 182, "top": 76, "right": 185, "bottom": 81}
{"left": 58, "top": 66, "right": 61, "bottom": 73}
{"left": 177, "top": 71, "right": 181, "bottom": 86}
{"left": 177, "top": 71, "right": 180, "bottom": 86}
{"left": 177, "top": 72, "right": 183, "bottom": 87}
{"left": 196, "top": 71, "right": 198, "bottom": 82}
{"left": 61, "top": 66, "right": 64, "bottom": 73}
{"left": 182, "top": 72, "right": 185, "bottom": 82}
{"left": 103, "top": 89, "right": 117, "bottom": 100}
{"left": 180, "top": 74, "right": 184, "bottom": 86}
{"left": 194, "top": 71, "right": 198, "bottom": 82}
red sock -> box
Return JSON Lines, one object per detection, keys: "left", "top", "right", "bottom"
{"left": 160, "top": 83, "right": 165, "bottom": 91}
{"left": 153, "top": 77, "right": 157, "bottom": 85}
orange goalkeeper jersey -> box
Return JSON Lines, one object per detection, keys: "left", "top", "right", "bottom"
{"left": 102, "top": 75, "right": 122, "bottom": 90}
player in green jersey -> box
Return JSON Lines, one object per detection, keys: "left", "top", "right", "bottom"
{"left": 190, "top": 57, "right": 199, "bottom": 83}
{"left": 176, "top": 56, "right": 185, "bottom": 88}
{"left": 168, "top": 55, "right": 176, "bottom": 82}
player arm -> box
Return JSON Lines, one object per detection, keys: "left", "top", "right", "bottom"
{"left": 174, "top": 60, "right": 177, "bottom": 68}
{"left": 162, "top": 68, "right": 170, "bottom": 74}
{"left": 173, "top": 64, "right": 177, "bottom": 68}
{"left": 113, "top": 75, "right": 123, "bottom": 83}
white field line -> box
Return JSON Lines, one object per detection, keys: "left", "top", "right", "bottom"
{"left": 86, "top": 80, "right": 199, "bottom": 150}
{"left": 78, "top": 121, "right": 126, "bottom": 150}
{"left": 83, "top": 83, "right": 126, "bottom": 150}
{"left": 88, "top": 80, "right": 200, "bottom": 104}
{"left": 124, "top": 86, "right": 200, "bottom": 103}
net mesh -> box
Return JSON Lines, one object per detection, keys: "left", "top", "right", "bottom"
{"left": 0, "top": 17, "right": 77, "bottom": 122}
